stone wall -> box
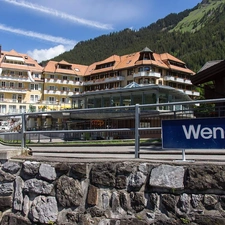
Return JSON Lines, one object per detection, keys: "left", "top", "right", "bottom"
{"left": 1, "top": 160, "right": 225, "bottom": 225}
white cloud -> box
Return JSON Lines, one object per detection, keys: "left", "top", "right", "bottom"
{"left": 27, "top": 45, "right": 71, "bottom": 62}
{"left": 0, "top": 23, "right": 77, "bottom": 46}
{"left": 4, "top": 0, "right": 113, "bottom": 30}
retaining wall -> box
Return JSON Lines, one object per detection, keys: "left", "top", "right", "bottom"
{"left": 1, "top": 160, "right": 225, "bottom": 225}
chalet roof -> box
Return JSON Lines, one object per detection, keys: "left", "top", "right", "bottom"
{"left": 191, "top": 60, "right": 225, "bottom": 85}
{"left": 140, "top": 47, "right": 153, "bottom": 53}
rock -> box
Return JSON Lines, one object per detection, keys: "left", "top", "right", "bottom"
{"left": 22, "top": 195, "right": 30, "bottom": 217}
{"left": 130, "top": 192, "right": 145, "bottom": 213}
{"left": 191, "top": 194, "right": 203, "bottom": 208}
{"left": 87, "top": 184, "right": 98, "bottom": 206}
{"left": 55, "top": 162, "right": 70, "bottom": 176}
{"left": 177, "top": 193, "right": 190, "bottom": 215}
{"left": 150, "top": 165, "right": 184, "bottom": 190}
{"left": 70, "top": 163, "right": 87, "bottom": 179}
{"left": 1, "top": 212, "right": 32, "bottom": 225}
{"left": 161, "top": 194, "right": 176, "bottom": 215}
{"left": 116, "top": 175, "right": 127, "bottom": 189}
{"left": 119, "top": 191, "right": 129, "bottom": 211}
{"left": 2, "top": 162, "right": 20, "bottom": 174}
{"left": 0, "top": 196, "right": 12, "bottom": 211}
{"left": 24, "top": 178, "right": 54, "bottom": 195}
{"left": 29, "top": 195, "right": 58, "bottom": 224}
{"left": 90, "top": 163, "right": 116, "bottom": 188}
{"left": 21, "top": 161, "right": 40, "bottom": 179}
{"left": 13, "top": 176, "right": 24, "bottom": 211}
{"left": 185, "top": 165, "right": 225, "bottom": 190}
{"left": 116, "top": 162, "right": 133, "bottom": 175}
{"left": 88, "top": 206, "right": 105, "bottom": 217}
{"left": 110, "top": 192, "right": 120, "bottom": 213}
{"left": 204, "top": 194, "right": 218, "bottom": 210}
{"left": 56, "top": 175, "right": 83, "bottom": 207}
{"left": 39, "top": 163, "right": 56, "bottom": 181}
{"left": 195, "top": 215, "right": 225, "bottom": 225}
{"left": 101, "top": 192, "right": 110, "bottom": 209}
{"left": 128, "top": 171, "right": 146, "bottom": 191}
{"left": 0, "top": 182, "right": 14, "bottom": 196}
{"left": 0, "top": 169, "right": 15, "bottom": 182}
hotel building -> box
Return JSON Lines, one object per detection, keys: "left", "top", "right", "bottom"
{"left": 0, "top": 47, "right": 199, "bottom": 115}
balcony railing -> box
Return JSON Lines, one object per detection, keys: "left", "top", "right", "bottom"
{"left": 164, "top": 76, "right": 192, "bottom": 84}
{"left": 133, "top": 71, "right": 161, "bottom": 78}
{"left": 0, "top": 87, "right": 27, "bottom": 93}
{"left": 83, "top": 76, "right": 124, "bottom": 85}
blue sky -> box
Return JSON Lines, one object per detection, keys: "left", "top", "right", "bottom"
{"left": 0, "top": 0, "right": 201, "bottom": 62}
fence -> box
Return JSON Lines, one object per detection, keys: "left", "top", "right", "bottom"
{"left": 0, "top": 98, "right": 224, "bottom": 158}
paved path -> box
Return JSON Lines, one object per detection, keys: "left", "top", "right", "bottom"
{"left": 22, "top": 145, "right": 225, "bottom": 163}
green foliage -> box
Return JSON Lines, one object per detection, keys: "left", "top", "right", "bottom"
{"left": 180, "top": 217, "right": 190, "bottom": 224}
{"left": 42, "top": 0, "right": 225, "bottom": 74}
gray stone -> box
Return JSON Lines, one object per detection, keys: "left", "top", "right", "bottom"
{"left": 177, "top": 193, "right": 190, "bottom": 214}
{"left": 191, "top": 194, "right": 203, "bottom": 208}
{"left": 111, "top": 192, "right": 120, "bottom": 213}
{"left": 0, "top": 182, "right": 13, "bottom": 196}
{"left": 13, "top": 176, "right": 24, "bottom": 211}
{"left": 0, "top": 196, "right": 12, "bottom": 211}
{"left": 23, "top": 195, "right": 30, "bottom": 217}
{"left": 22, "top": 161, "right": 40, "bottom": 178}
{"left": 56, "top": 175, "right": 83, "bottom": 207}
{"left": 161, "top": 194, "right": 176, "bottom": 215}
{"left": 150, "top": 165, "right": 184, "bottom": 189}
{"left": 1, "top": 212, "right": 32, "bottom": 225}
{"left": 116, "top": 162, "right": 133, "bottom": 175}
{"left": 0, "top": 169, "right": 15, "bottom": 182}
{"left": 115, "top": 175, "right": 127, "bottom": 189}
{"left": 204, "top": 194, "right": 218, "bottom": 210}
{"left": 2, "top": 162, "right": 20, "bottom": 174}
{"left": 90, "top": 163, "right": 116, "bottom": 188}
{"left": 185, "top": 165, "right": 225, "bottom": 190}
{"left": 102, "top": 192, "right": 110, "bottom": 209}
{"left": 130, "top": 192, "right": 145, "bottom": 213}
{"left": 70, "top": 163, "right": 87, "bottom": 179}
{"left": 29, "top": 195, "right": 58, "bottom": 224}
{"left": 119, "top": 191, "right": 129, "bottom": 211}
{"left": 39, "top": 163, "right": 56, "bottom": 181}
{"left": 128, "top": 171, "right": 146, "bottom": 191}
{"left": 24, "top": 178, "right": 54, "bottom": 194}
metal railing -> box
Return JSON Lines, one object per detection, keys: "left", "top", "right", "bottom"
{"left": 0, "top": 98, "right": 224, "bottom": 158}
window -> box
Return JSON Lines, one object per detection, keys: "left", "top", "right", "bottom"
{"left": 0, "top": 105, "right": 6, "bottom": 113}
{"left": 31, "top": 84, "right": 39, "bottom": 90}
{"left": 0, "top": 94, "right": 4, "bottom": 102}
{"left": 12, "top": 94, "right": 17, "bottom": 102}
{"left": 9, "top": 105, "right": 16, "bottom": 113}
{"left": 10, "top": 82, "right": 14, "bottom": 88}
{"left": 19, "top": 72, "right": 23, "bottom": 76}
{"left": 75, "top": 77, "right": 79, "bottom": 81}
{"left": 10, "top": 71, "right": 14, "bottom": 75}
{"left": 19, "top": 106, "right": 26, "bottom": 113}
{"left": 49, "top": 97, "right": 55, "bottom": 103}
{"left": 62, "top": 87, "right": 68, "bottom": 91}
{"left": 49, "top": 86, "right": 55, "bottom": 90}
{"left": 18, "top": 83, "right": 23, "bottom": 88}
{"left": 2, "top": 82, "right": 6, "bottom": 87}
{"left": 34, "top": 74, "right": 39, "bottom": 78}
{"left": 50, "top": 75, "right": 54, "bottom": 79}
{"left": 63, "top": 76, "right": 67, "bottom": 80}
{"left": 61, "top": 97, "right": 67, "bottom": 103}
{"left": 74, "top": 88, "right": 79, "bottom": 92}
{"left": 30, "top": 95, "right": 39, "bottom": 103}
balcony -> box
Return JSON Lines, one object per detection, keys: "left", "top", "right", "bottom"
{"left": 164, "top": 76, "right": 192, "bottom": 84}
{"left": 0, "top": 87, "right": 27, "bottom": 93}
{"left": 133, "top": 71, "right": 161, "bottom": 78}
{"left": 83, "top": 76, "right": 124, "bottom": 86}
{"left": 0, "top": 74, "right": 30, "bottom": 82}
{"left": 178, "top": 88, "right": 200, "bottom": 96}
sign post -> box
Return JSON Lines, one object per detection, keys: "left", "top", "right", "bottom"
{"left": 162, "top": 118, "right": 225, "bottom": 161}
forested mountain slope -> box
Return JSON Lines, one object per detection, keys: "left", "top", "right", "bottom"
{"left": 46, "top": 0, "right": 225, "bottom": 73}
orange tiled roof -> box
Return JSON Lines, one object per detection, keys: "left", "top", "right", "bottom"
{"left": 0, "top": 50, "right": 43, "bottom": 72}
{"left": 43, "top": 60, "right": 88, "bottom": 76}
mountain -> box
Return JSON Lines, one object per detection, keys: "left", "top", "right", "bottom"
{"left": 46, "top": 0, "right": 225, "bottom": 73}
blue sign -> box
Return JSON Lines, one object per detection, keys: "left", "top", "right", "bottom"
{"left": 162, "top": 118, "right": 225, "bottom": 149}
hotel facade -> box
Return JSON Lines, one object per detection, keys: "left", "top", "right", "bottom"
{"left": 0, "top": 47, "right": 199, "bottom": 115}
